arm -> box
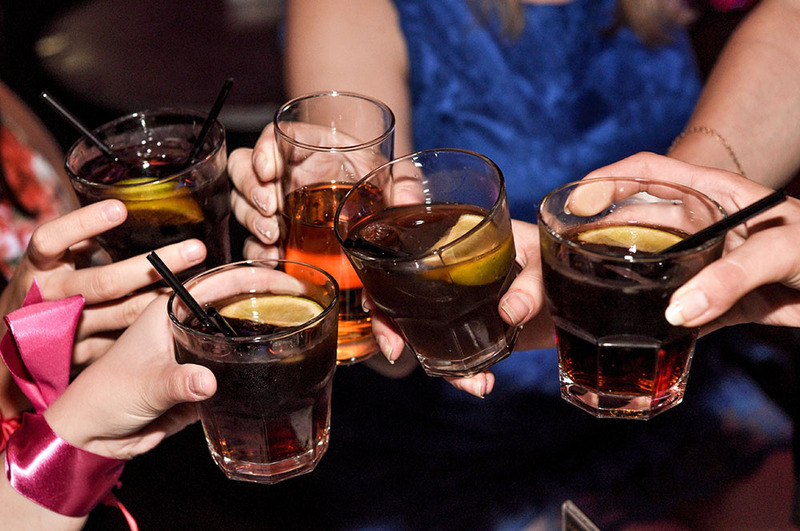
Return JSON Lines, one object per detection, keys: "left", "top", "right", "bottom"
{"left": 669, "top": 0, "right": 800, "bottom": 187}
{"left": 0, "top": 295, "right": 216, "bottom": 529}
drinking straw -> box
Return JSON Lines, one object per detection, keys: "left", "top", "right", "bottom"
{"left": 663, "top": 188, "right": 787, "bottom": 253}
{"left": 342, "top": 237, "right": 413, "bottom": 259}
{"left": 187, "top": 77, "right": 234, "bottom": 164}
{"left": 40, "top": 91, "right": 126, "bottom": 164}
{"left": 146, "top": 252, "right": 236, "bottom": 337}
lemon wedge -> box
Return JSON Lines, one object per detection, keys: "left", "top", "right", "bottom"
{"left": 219, "top": 295, "right": 324, "bottom": 327}
{"left": 427, "top": 213, "right": 514, "bottom": 286}
{"left": 113, "top": 178, "right": 204, "bottom": 223}
{"left": 577, "top": 225, "right": 683, "bottom": 253}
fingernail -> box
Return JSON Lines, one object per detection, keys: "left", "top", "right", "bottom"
{"left": 181, "top": 241, "right": 205, "bottom": 262}
{"left": 377, "top": 335, "right": 394, "bottom": 363}
{"left": 102, "top": 201, "right": 125, "bottom": 223}
{"left": 189, "top": 372, "right": 209, "bottom": 398}
{"left": 251, "top": 188, "right": 272, "bottom": 215}
{"left": 254, "top": 218, "right": 275, "bottom": 242}
{"left": 665, "top": 289, "right": 709, "bottom": 326}
{"left": 500, "top": 291, "right": 533, "bottom": 326}
{"left": 473, "top": 379, "right": 486, "bottom": 399}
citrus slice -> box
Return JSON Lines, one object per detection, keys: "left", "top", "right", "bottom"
{"left": 426, "top": 213, "right": 514, "bottom": 286}
{"left": 113, "top": 178, "right": 204, "bottom": 223}
{"left": 219, "top": 294, "right": 324, "bottom": 327}
{"left": 577, "top": 225, "right": 683, "bottom": 253}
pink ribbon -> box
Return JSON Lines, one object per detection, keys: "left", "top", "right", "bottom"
{"left": 708, "top": 0, "right": 757, "bottom": 11}
{"left": 0, "top": 280, "right": 84, "bottom": 412}
{"left": 1, "top": 280, "right": 129, "bottom": 520}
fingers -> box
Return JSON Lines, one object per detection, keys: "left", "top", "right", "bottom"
{"left": 42, "top": 239, "right": 206, "bottom": 304}
{"left": 666, "top": 223, "right": 800, "bottom": 328}
{"left": 242, "top": 237, "right": 281, "bottom": 260}
{"left": 26, "top": 200, "right": 127, "bottom": 264}
{"left": 229, "top": 144, "right": 281, "bottom": 245}
{"left": 445, "top": 372, "right": 495, "bottom": 398}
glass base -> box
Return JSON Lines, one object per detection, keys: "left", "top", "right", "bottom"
{"left": 560, "top": 381, "right": 684, "bottom": 420}
{"left": 417, "top": 326, "right": 519, "bottom": 377}
{"left": 208, "top": 433, "right": 330, "bottom": 484}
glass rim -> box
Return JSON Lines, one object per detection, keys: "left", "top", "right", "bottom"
{"left": 537, "top": 176, "right": 728, "bottom": 260}
{"left": 167, "top": 259, "right": 340, "bottom": 342}
{"left": 334, "top": 147, "right": 509, "bottom": 263}
{"left": 273, "top": 90, "right": 396, "bottom": 153}
{"left": 65, "top": 107, "right": 227, "bottom": 190}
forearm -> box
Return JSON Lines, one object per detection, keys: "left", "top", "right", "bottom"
{"left": 669, "top": 0, "right": 800, "bottom": 187}
{"left": 0, "top": 455, "right": 87, "bottom": 531}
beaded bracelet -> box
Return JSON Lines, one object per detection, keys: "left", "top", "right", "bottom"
{"left": 5, "top": 412, "right": 126, "bottom": 517}
{"left": 668, "top": 125, "right": 747, "bottom": 177}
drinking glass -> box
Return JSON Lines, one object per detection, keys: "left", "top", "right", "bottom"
{"left": 65, "top": 108, "right": 231, "bottom": 272}
{"left": 538, "top": 177, "right": 726, "bottom": 419}
{"left": 274, "top": 91, "right": 395, "bottom": 365}
{"left": 334, "top": 148, "right": 519, "bottom": 377}
{"left": 168, "top": 259, "right": 339, "bottom": 483}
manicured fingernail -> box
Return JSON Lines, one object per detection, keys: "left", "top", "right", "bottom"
{"left": 102, "top": 201, "right": 125, "bottom": 223}
{"left": 251, "top": 188, "right": 273, "bottom": 215}
{"left": 377, "top": 336, "right": 394, "bottom": 363}
{"left": 254, "top": 218, "right": 276, "bottom": 242}
{"left": 665, "top": 289, "right": 709, "bottom": 326}
{"left": 500, "top": 291, "right": 533, "bottom": 326}
{"left": 181, "top": 241, "right": 205, "bottom": 262}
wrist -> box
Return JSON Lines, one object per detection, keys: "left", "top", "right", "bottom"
{"left": 5, "top": 412, "right": 125, "bottom": 517}
{"left": 668, "top": 126, "right": 746, "bottom": 177}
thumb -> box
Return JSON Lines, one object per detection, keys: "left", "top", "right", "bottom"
{"left": 152, "top": 364, "right": 217, "bottom": 413}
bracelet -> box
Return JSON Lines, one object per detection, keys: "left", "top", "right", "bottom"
{"left": 668, "top": 126, "right": 746, "bottom": 177}
{"left": 4, "top": 412, "right": 125, "bottom": 517}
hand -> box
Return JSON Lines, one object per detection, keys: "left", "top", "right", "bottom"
{"left": 42, "top": 294, "right": 216, "bottom": 460}
{"left": 586, "top": 151, "right": 800, "bottom": 333}
{"left": 228, "top": 123, "right": 281, "bottom": 260}
{"left": 0, "top": 200, "right": 207, "bottom": 367}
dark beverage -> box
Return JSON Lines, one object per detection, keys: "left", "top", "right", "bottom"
{"left": 344, "top": 202, "right": 517, "bottom": 375}
{"left": 540, "top": 223, "right": 714, "bottom": 416}
{"left": 174, "top": 293, "right": 337, "bottom": 483}
{"left": 66, "top": 109, "right": 231, "bottom": 272}
{"left": 281, "top": 182, "right": 374, "bottom": 364}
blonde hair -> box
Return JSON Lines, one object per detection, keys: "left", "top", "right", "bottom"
{"left": 470, "top": 0, "right": 699, "bottom": 46}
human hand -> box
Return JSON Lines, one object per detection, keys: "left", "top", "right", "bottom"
{"left": 228, "top": 123, "right": 282, "bottom": 260}
{"left": 42, "top": 294, "right": 216, "bottom": 460}
{"left": 586, "top": 151, "right": 800, "bottom": 333}
{"left": 0, "top": 200, "right": 207, "bottom": 369}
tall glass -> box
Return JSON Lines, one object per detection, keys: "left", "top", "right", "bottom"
{"left": 274, "top": 91, "right": 395, "bottom": 365}
{"left": 334, "top": 149, "right": 519, "bottom": 377}
{"left": 65, "top": 108, "right": 231, "bottom": 272}
{"left": 169, "top": 259, "right": 339, "bottom": 483}
{"left": 538, "top": 177, "right": 726, "bottom": 419}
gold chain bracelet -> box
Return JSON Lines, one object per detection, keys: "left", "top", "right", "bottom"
{"left": 668, "top": 126, "right": 746, "bottom": 177}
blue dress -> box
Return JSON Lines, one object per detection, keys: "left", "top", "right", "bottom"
{"left": 314, "top": 1, "right": 793, "bottom": 530}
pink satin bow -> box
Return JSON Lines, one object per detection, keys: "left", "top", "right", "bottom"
{"left": 0, "top": 280, "right": 84, "bottom": 412}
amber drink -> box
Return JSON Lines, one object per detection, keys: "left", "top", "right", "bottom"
{"left": 169, "top": 260, "right": 339, "bottom": 484}
{"left": 335, "top": 149, "right": 519, "bottom": 377}
{"left": 275, "top": 92, "right": 394, "bottom": 364}
{"left": 66, "top": 109, "right": 231, "bottom": 271}
{"left": 538, "top": 178, "right": 726, "bottom": 419}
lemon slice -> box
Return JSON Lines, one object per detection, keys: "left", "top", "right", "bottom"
{"left": 577, "top": 225, "right": 683, "bottom": 253}
{"left": 219, "top": 295, "right": 324, "bottom": 327}
{"left": 113, "top": 178, "right": 204, "bottom": 223}
{"left": 426, "top": 213, "right": 514, "bottom": 286}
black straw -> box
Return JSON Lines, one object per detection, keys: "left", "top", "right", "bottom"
{"left": 342, "top": 237, "right": 412, "bottom": 259}
{"left": 664, "top": 188, "right": 787, "bottom": 253}
{"left": 187, "top": 77, "right": 234, "bottom": 164}
{"left": 40, "top": 91, "right": 125, "bottom": 164}
{"left": 147, "top": 252, "right": 236, "bottom": 337}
